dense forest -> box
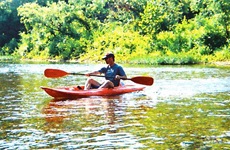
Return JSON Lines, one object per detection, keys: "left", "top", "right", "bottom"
{"left": 0, "top": 0, "right": 229, "bottom": 64}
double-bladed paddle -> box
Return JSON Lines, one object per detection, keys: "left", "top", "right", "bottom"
{"left": 44, "top": 68, "right": 154, "bottom": 86}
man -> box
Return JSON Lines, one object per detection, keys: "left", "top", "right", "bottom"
{"left": 84, "top": 52, "right": 127, "bottom": 90}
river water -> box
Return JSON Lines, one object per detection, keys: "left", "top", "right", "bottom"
{"left": 0, "top": 62, "right": 229, "bottom": 149}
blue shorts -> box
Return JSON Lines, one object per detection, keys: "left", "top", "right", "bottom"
{"left": 91, "top": 84, "right": 101, "bottom": 89}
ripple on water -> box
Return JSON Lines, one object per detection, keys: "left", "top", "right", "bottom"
{"left": 0, "top": 64, "right": 229, "bottom": 149}
{"left": 67, "top": 132, "right": 145, "bottom": 149}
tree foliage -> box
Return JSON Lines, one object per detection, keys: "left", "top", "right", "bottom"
{"left": 17, "top": 1, "right": 92, "bottom": 60}
{"left": 0, "top": 0, "right": 229, "bottom": 63}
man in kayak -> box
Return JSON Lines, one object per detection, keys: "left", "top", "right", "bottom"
{"left": 84, "top": 52, "right": 127, "bottom": 90}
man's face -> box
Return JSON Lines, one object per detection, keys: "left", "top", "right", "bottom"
{"left": 105, "top": 57, "right": 112, "bottom": 64}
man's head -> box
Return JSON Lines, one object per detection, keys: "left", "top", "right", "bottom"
{"left": 102, "top": 52, "right": 115, "bottom": 61}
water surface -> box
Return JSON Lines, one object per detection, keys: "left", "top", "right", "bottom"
{"left": 0, "top": 63, "right": 229, "bottom": 149}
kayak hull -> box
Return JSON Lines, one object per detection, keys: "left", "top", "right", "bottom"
{"left": 41, "top": 85, "right": 145, "bottom": 99}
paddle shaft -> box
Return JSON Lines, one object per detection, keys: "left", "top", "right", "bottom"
{"left": 44, "top": 69, "right": 154, "bottom": 86}
{"left": 69, "top": 72, "right": 128, "bottom": 79}
{"left": 62, "top": 72, "right": 153, "bottom": 86}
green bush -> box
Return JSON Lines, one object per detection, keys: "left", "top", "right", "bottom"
{"left": 79, "top": 23, "right": 151, "bottom": 63}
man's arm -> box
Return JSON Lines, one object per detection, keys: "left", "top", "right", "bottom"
{"left": 115, "top": 66, "right": 127, "bottom": 80}
{"left": 115, "top": 74, "right": 127, "bottom": 80}
{"left": 86, "top": 71, "right": 101, "bottom": 76}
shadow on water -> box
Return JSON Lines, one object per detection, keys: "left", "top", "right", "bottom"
{"left": 0, "top": 63, "right": 229, "bottom": 149}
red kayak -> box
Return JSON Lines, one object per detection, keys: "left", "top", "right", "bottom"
{"left": 41, "top": 85, "right": 145, "bottom": 99}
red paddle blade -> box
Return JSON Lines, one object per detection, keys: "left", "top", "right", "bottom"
{"left": 130, "top": 76, "right": 154, "bottom": 86}
{"left": 44, "top": 69, "right": 69, "bottom": 78}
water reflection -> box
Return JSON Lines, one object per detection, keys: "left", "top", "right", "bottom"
{"left": 39, "top": 95, "right": 148, "bottom": 149}
{"left": 43, "top": 96, "right": 124, "bottom": 132}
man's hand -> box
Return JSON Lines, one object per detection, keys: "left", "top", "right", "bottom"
{"left": 85, "top": 71, "right": 100, "bottom": 77}
{"left": 85, "top": 73, "right": 90, "bottom": 77}
{"left": 115, "top": 75, "right": 120, "bottom": 80}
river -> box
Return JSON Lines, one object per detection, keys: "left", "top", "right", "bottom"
{"left": 0, "top": 62, "right": 229, "bottom": 149}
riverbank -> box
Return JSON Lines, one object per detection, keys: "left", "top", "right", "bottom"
{"left": 0, "top": 56, "right": 230, "bottom": 67}
{"left": 211, "top": 61, "right": 230, "bottom": 66}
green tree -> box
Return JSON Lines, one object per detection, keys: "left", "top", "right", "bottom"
{"left": 137, "top": 0, "right": 229, "bottom": 55}
{"left": 137, "top": 0, "right": 186, "bottom": 35}
{"left": 0, "top": 0, "right": 59, "bottom": 55}
{"left": 2, "top": 0, "right": 228, "bottom": 63}
{"left": 190, "top": 0, "right": 229, "bottom": 51}
{"left": 0, "top": 0, "right": 22, "bottom": 55}
{"left": 17, "top": 1, "right": 92, "bottom": 60}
